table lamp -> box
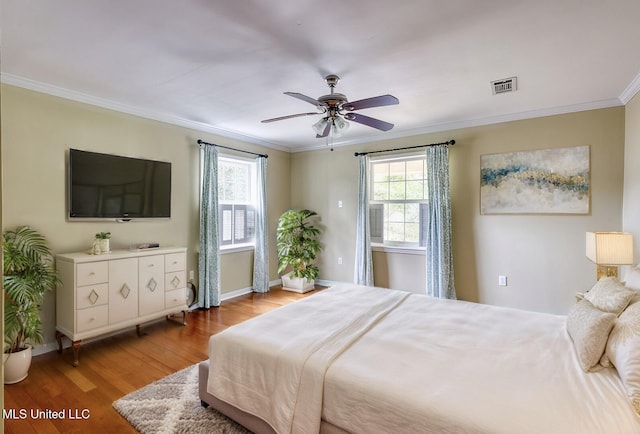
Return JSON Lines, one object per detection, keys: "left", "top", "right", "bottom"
{"left": 586, "top": 231, "right": 634, "bottom": 280}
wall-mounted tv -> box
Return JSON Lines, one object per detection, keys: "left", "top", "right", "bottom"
{"left": 68, "top": 149, "right": 171, "bottom": 221}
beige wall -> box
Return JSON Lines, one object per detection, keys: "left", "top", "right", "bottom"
{"left": 0, "top": 82, "right": 628, "bottom": 353}
{"left": 1, "top": 84, "right": 291, "bottom": 351}
{"left": 623, "top": 93, "right": 640, "bottom": 267}
{"left": 292, "top": 107, "right": 626, "bottom": 314}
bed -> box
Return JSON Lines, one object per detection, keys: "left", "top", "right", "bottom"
{"left": 199, "top": 283, "right": 640, "bottom": 433}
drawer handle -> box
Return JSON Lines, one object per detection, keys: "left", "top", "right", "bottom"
{"left": 120, "top": 284, "right": 131, "bottom": 299}
{"left": 147, "top": 278, "right": 158, "bottom": 292}
{"left": 89, "top": 272, "right": 95, "bottom": 276}
{"left": 90, "top": 317, "right": 95, "bottom": 321}
{"left": 173, "top": 261, "right": 178, "bottom": 265}
{"left": 149, "top": 264, "right": 155, "bottom": 267}
{"left": 89, "top": 289, "right": 100, "bottom": 305}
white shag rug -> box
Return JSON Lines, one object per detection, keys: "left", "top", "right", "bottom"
{"left": 113, "top": 364, "right": 251, "bottom": 434}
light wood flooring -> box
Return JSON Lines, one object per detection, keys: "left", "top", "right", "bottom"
{"left": 3, "top": 286, "right": 323, "bottom": 433}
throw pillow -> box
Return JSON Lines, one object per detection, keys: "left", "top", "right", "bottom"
{"left": 605, "top": 300, "right": 640, "bottom": 416}
{"left": 584, "top": 277, "right": 636, "bottom": 315}
{"left": 566, "top": 299, "right": 617, "bottom": 372}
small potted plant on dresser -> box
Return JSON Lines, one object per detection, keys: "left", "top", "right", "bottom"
{"left": 276, "top": 209, "right": 322, "bottom": 293}
{"left": 94, "top": 231, "right": 111, "bottom": 254}
{"left": 3, "top": 226, "right": 60, "bottom": 384}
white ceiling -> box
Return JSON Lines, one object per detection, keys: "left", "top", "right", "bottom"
{"left": 2, "top": 0, "right": 640, "bottom": 152}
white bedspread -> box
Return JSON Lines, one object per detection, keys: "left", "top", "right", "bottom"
{"left": 323, "top": 292, "right": 640, "bottom": 434}
{"left": 208, "top": 284, "right": 640, "bottom": 434}
{"left": 207, "top": 284, "right": 409, "bottom": 434}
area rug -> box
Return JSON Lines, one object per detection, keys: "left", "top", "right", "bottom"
{"left": 113, "top": 364, "right": 251, "bottom": 434}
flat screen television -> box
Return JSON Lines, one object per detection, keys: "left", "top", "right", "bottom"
{"left": 68, "top": 149, "right": 171, "bottom": 221}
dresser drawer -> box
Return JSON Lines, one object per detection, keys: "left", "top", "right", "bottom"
{"left": 77, "top": 262, "right": 108, "bottom": 287}
{"left": 166, "top": 271, "right": 186, "bottom": 290}
{"left": 165, "top": 253, "right": 185, "bottom": 273}
{"left": 165, "top": 288, "right": 187, "bottom": 309}
{"left": 77, "top": 305, "right": 109, "bottom": 332}
{"left": 77, "top": 283, "right": 108, "bottom": 309}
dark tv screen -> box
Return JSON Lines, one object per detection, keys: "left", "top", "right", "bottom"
{"left": 68, "top": 149, "right": 171, "bottom": 220}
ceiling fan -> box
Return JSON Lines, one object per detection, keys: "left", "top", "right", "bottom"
{"left": 261, "top": 74, "right": 399, "bottom": 138}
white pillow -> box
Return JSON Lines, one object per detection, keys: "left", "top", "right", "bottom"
{"left": 605, "top": 300, "right": 640, "bottom": 416}
{"left": 584, "top": 277, "right": 636, "bottom": 315}
{"left": 566, "top": 299, "right": 617, "bottom": 372}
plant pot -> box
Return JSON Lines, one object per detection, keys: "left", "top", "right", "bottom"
{"left": 97, "top": 238, "right": 110, "bottom": 253}
{"left": 281, "top": 271, "right": 315, "bottom": 293}
{"left": 3, "top": 346, "right": 32, "bottom": 384}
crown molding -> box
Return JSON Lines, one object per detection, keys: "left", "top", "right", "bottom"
{"left": 0, "top": 73, "right": 291, "bottom": 153}
{"left": 620, "top": 71, "right": 640, "bottom": 104}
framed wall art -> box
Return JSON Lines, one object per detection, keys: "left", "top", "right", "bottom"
{"left": 480, "top": 145, "right": 590, "bottom": 214}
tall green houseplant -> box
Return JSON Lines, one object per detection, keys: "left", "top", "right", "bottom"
{"left": 4, "top": 226, "right": 60, "bottom": 354}
{"left": 276, "top": 209, "right": 321, "bottom": 281}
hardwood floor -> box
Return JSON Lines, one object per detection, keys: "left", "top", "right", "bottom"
{"left": 3, "top": 286, "right": 323, "bottom": 434}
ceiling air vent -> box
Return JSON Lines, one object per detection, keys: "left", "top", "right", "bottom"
{"left": 491, "top": 77, "right": 517, "bottom": 95}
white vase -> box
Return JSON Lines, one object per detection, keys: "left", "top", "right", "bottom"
{"left": 97, "top": 238, "right": 110, "bottom": 254}
{"left": 3, "top": 346, "right": 32, "bottom": 384}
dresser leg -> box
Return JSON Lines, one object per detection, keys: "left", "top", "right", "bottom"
{"left": 72, "top": 340, "right": 81, "bottom": 367}
{"left": 166, "top": 310, "right": 187, "bottom": 326}
{"left": 136, "top": 324, "right": 142, "bottom": 337}
{"left": 55, "top": 331, "right": 64, "bottom": 353}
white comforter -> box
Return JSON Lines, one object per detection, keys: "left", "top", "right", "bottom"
{"left": 208, "top": 285, "right": 410, "bottom": 433}
{"left": 208, "top": 284, "right": 640, "bottom": 434}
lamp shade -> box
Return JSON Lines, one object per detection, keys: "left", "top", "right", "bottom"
{"left": 586, "top": 232, "right": 634, "bottom": 265}
{"left": 312, "top": 118, "right": 328, "bottom": 135}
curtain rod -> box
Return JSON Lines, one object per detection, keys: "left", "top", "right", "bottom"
{"left": 354, "top": 139, "right": 455, "bottom": 157}
{"left": 197, "top": 139, "right": 268, "bottom": 158}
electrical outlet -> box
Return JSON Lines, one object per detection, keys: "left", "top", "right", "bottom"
{"left": 338, "top": 257, "right": 343, "bottom": 265}
{"left": 498, "top": 275, "right": 507, "bottom": 286}
{"left": 338, "top": 200, "right": 343, "bottom": 208}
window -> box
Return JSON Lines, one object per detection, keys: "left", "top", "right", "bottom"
{"left": 370, "top": 153, "right": 428, "bottom": 248}
{"left": 218, "top": 155, "right": 257, "bottom": 248}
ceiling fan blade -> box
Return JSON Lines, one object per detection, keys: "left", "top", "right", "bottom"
{"left": 345, "top": 113, "right": 394, "bottom": 131}
{"left": 284, "top": 92, "right": 321, "bottom": 106}
{"left": 261, "top": 112, "right": 320, "bottom": 123}
{"left": 316, "top": 121, "right": 331, "bottom": 138}
{"left": 342, "top": 94, "right": 399, "bottom": 111}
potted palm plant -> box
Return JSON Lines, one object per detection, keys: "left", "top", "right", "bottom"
{"left": 276, "top": 209, "right": 321, "bottom": 293}
{"left": 3, "top": 226, "right": 60, "bottom": 384}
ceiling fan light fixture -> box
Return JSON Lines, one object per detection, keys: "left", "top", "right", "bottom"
{"left": 332, "top": 117, "right": 349, "bottom": 137}
{"left": 312, "top": 118, "right": 329, "bottom": 135}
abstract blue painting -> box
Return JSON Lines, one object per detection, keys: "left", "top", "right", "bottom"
{"left": 480, "top": 145, "right": 590, "bottom": 214}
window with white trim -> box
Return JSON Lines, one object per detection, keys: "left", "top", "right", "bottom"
{"left": 370, "top": 153, "right": 428, "bottom": 248}
{"left": 218, "top": 155, "right": 257, "bottom": 248}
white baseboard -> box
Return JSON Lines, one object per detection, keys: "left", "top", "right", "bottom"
{"left": 315, "top": 279, "right": 342, "bottom": 287}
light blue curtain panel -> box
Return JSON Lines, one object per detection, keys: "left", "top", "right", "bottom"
{"left": 199, "top": 145, "right": 221, "bottom": 308}
{"left": 252, "top": 156, "right": 269, "bottom": 293}
{"left": 425, "top": 145, "right": 456, "bottom": 299}
{"left": 354, "top": 155, "right": 374, "bottom": 286}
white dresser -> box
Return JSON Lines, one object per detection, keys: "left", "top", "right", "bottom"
{"left": 55, "top": 247, "right": 188, "bottom": 366}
